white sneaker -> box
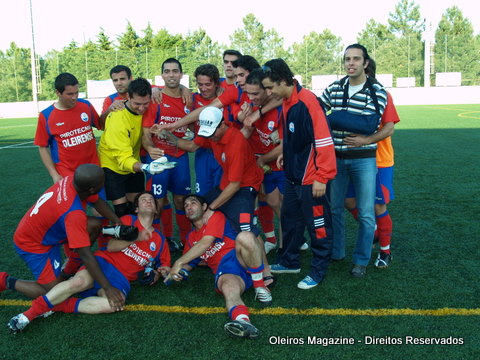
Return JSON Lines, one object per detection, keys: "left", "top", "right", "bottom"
{"left": 300, "top": 242, "right": 309, "bottom": 251}
{"left": 254, "top": 287, "right": 272, "bottom": 306}
{"left": 7, "top": 313, "right": 30, "bottom": 334}
{"left": 264, "top": 241, "right": 276, "bottom": 254}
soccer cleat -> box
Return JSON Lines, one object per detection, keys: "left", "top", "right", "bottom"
{"left": 254, "top": 287, "right": 272, "bottom": 306}
{"left": 7, "top": 313, "right": 30, "bottom": 334}
{"left": 0, "top": 272, "right": 8, "bottom": 292}
{"left": 264, "top": 241, "right": 276, "bottom": 255}
{"left": 297, "top": 275, "right": 319, "bottom": 290}
{"left": 224, "top": 320, "right": 260, "bottom": 339}
{"left": 270, "top": 264, "right": 300, "bottom": 274}
{"left": 36, "top": 311, "right": 55, "bottom": 319}
{"left": 350, "top": 264, "right": 367, "bottom": 278}
{"left": 300, "top": 242, "right": 309, "bottom": 251}
{"left": 374, "top": 252, "right": 392, "bottom": 269}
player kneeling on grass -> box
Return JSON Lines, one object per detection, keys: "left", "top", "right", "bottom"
{"left": 165, "top": 194, "right": 271, "bottom": 340}
{"left": 8, "top": 192, "right": 171, "bottom": 334}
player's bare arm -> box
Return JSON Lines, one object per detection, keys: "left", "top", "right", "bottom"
{"left": 168, "top": 235, "right": 215, "bottom": 281}
{"left": 244, "top": 97, "right": 283, "bottom": 126}
{"left": 141, "top": 127, "right": 164, "bottom": 159}
{"left": 38, "top": 146, "right": 63, "bottom": 184}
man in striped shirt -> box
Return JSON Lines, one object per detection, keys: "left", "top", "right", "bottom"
{"left": 261, "top": 59, "right": 337, "bottom": 290}
{"left": 320, "top": 44, "right": 388, "bottom": 278}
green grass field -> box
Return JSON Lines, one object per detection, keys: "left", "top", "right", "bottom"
{"left": 0, "top": 105, "right": 479, "bottom": 360}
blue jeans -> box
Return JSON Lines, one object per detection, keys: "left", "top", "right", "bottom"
{"left": 330, "top": 157, "right": 377, "bottom": 265}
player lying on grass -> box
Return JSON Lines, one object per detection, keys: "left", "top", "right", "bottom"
{"left": 166, "top": 194, "right": 271, "bottom": 340}
{"left": 7, "top": 191, "right": 171, "bottom": 334}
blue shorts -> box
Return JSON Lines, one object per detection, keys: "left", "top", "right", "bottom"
{"left": 14, "top": 244, "right": 62, "bottom": 285}
{"left": 346, "top": 166, "right": 394, "bottom": 205}
{"left": 195, "top": 148, "right": 223, "bottom": 196}
{"left": 263, "top": 170, "right": 286, "bottom": 195}
{"left": 205, "top": 187, "right": 259, "bottom": 236}
{"left": 214, "top": 249, "right": 252, "bottom": 292}
{"left": 145, "top": 153, "right": 191, "bottom": 198}
{"left": 78, "top": 256, "right": 131, "bottom": 298}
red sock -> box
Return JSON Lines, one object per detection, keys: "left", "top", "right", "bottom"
{"left": 348, "top": 207, "right": 359, "bottom": 221}
{"left": 161, "top": 204, "right": 173, "bottom": 239}
{"left": 229, "top": 304, "right": 250, "bottom": 322}
{"left": 247, "top": 265, "right": 266, "bottom": 288}
{"left": 24, "top": 296, "right": 51, "bottom": 321}
{"left": 258, "top": 202, "right": 276, "bottom": 244}
{"left": 376, "top": 211, "right": 392, "bottom": 254}
{"left": 62, "top": 249, "right": 83, "bottom": 277}
{"left": 175, "top": 210, "right": 192, "bottom": 246}
{"left": 53, "top": 298, "right": 81, "bottom": 314}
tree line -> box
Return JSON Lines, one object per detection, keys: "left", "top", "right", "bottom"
{"left": 0, "top": 0, "right": 478, "bottom": 103}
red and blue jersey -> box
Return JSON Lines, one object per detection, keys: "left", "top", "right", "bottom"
{"left": 96, "top": 214, "right": 171, "bottom": 282}
{"left": 14, "top": 176, "right": 98, "bottom": 253}
{"left": 194, "top": 126, "right": 264, "bottom": 191}
{"left": 184, "top": 211, "right": 237, "bottom": 273}
{"left": 143, "top": 93, "right": 191, "bottom": 157}
{"left": 248, "top": 105, "right": 283, "bottom": 171}
{"left": 217, "top": 86, "right": 249, "bottom": 129}
{"left": 102, "top": 92, "right": 128, "bottom": 113}
{"left": 34, "top": 99, "right": 101, "bottom": 177}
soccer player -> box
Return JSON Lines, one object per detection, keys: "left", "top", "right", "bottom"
{"left": 97, "top": 78, "right": 164, "bottom": 218}
{"left": 320, "top": 44, "right": 388, "bottom": 277}
{"left": 262, "top": 59, "right": 337, "bottom": 289}
{"left": 156, "top": 55, "right": 281, "bottom": 133}
{"left": 7, "top": 191, "right": 171, "bottom": 334}
{"left": 220, "top": 49, "right": 242, "bottom": 90}
{"left": 191, "top": 63, "right": 224, "bottom": 195}
{"left": 0, "top": 164, "right": 125, "bottom": 310}
{"left": 344, "top": 59, "right": 400, "bottom": 269}
{"left": 100, "top": 65, "right": 133, "bottom": 123}
{"left": 167, "top": 194, "right": 271, "bottom": 339}
{"left": 34, "top": 73, "right": 101, "bottom": 184}
{"left": 141, "top": 58, "right": 192, "bottom": 247}
{"left": 155, "top": 106, "right": 263, "bottom": 238}
{"left": 240, "top": 68, "right": 285, "bottom": 254}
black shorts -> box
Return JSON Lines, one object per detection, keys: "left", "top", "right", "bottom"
{"left": 103, "top": 167, "right": 145, "bottom": 201}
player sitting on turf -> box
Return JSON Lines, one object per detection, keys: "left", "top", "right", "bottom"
{"left": 7, "top": 191, "right": 170, "bottom": 334}
{"left": 166, "top": 194, "right": 271, "bottom": 340}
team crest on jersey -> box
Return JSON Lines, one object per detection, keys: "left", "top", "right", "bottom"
{"left": 80, "top": 112, "right": 89, "bottom": 122}
{"left": 149, "top": 242, "right": 156, "bottom": 252}
{"left": 221, "top": 152, "right": 226, "bottom": 162}
{"left": 289, "top": 122, "right": 295, "bottom": 133}
{"left": 184, "top": 106, "right": 190, "bottom": 114}
{"left": 268, "top": 121, "right": 275, "bottom": 131}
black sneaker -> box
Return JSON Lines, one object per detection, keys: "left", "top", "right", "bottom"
{"left": 374, "top": 252, "right": 392, "bottom": 268}
{"left": 224, "top": 320, "right": 260, "bottom": 339}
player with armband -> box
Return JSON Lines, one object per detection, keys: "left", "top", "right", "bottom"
{"left": 7, "top": 191, "right": 170, "bottom": 334}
